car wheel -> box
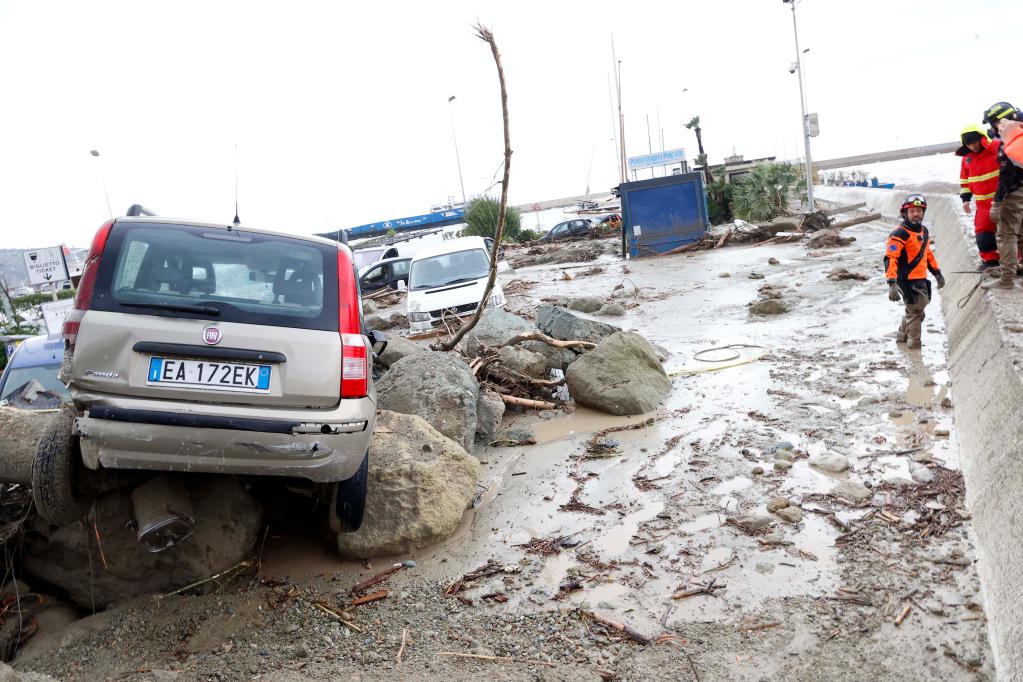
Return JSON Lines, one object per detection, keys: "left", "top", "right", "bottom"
{"left": 331, "top": 452, "right": 368, "bottom": 533}
{"left": 31, "top": 404, "right": 89, "bottom": 525}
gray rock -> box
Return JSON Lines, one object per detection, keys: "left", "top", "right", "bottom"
{"left": 750, "top": 299, "right": 790, "bottom": 315}
{"left": 809, "top": 453, "right": 850, "bottom": 474}
{"left": 719, "top": 272, "right": 731, "bottom": 278}
{"left": 830, "top": 480, "right": 872, "bottom": 502}
{"left": 364, "top": 314, "right": 395, "bottom": 332}
{"left": 389, "top": 312, "right": 408, "bottom": 328}
{"left": 536, "top": 305, "right": 621, "bottom": 345}
{"left": 475, "top": 389, "right": 506, "bottom": 445}
{"left": 595, "top": 303, "right": 626, "bottom": 317}
{"left": 520, "top": 340, "right": 578, "bottom": 372}
{"left": 565, "top": 332, "right": 671, "bottom": 415}
{"left": 732, "top": 515, "right": 773, "bottom": 531}
{"left": 767, "top": 440, "right": 795, "bottom": 453}
{"left": 463, "top": 308, "right": 535, "bottom": 357}
{"left": 378, "top": 336, "right": 425, "bottom": 369}
{"left": 611, "top": 282, "right": 638, "bottom": 299}
{"left": 560, "top": 296, "right": 604, "bottom": 313}
{"left": 338, "top": 411, "right": 479, "bottom": 558}
{"left": 0, "top": 663, "right": 59, "bottom": 682}
{"left": 497, "top": 345, "right": 547, "bottom": 378}
{"left": 768, "top": 258, "right": 780, "bottom": 265}
{"left": 773, "top": 460, "right": 793, "bottom": 471}
{"left": 773, "top": 449, "right": 796, "bottom": 462}
{"left": 492, "top": 426, "right": 536, "bottom": 447}
{"left": 24, "top": 477, "right": 262, "bottom": 609}
{"left": 749, "top": 272, "right": 765, "bottom": 280}
{"left": 767, "top": 497, "right": 790, "bottom": 513}
{"left": 376, "top": 351, "right": 480, "bottom": 450}
{"left": 774, "top": 506, "right": 803, "bottom": 524}
{"left": 362, "top": 299, "right": 378, "bottom": 315}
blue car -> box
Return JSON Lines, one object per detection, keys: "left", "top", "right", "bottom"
{"left": 0, "top": 335, "right": 69, "bottom": 410}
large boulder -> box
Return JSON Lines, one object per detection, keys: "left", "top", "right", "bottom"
{"left": 0, "top": 407, "right": 52, "bottom": 485}
{"left": 22, "top": 476, "right": 262, "bottom": 609}
{"left": 536, "top": 305, "right": 621, "bottom": 344}
{"left": 378, "top": 335, "right": 425, "bottom": 369}
{"left": 497, "top": 345, "right": 547, "bottom": 378}
{"left": 337, "top": 411, "right": 480, "bottom": 557}
{"left": 566, "top": 332, "right": 671, "bottom": 415}
{"left": 462, "top": 308, "right": 535, "bottom": 357}
{"left": 376, "top": 352, "right": 479, "bottom": 450}
{"left": 551, "top": 296, "right": 603, "bottom": 313}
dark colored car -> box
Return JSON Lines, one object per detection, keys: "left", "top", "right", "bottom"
{"left": 539, "top": 219, "right": 592, "bottom": 243}
{"left": 359, "top": 257, "right": 411, "bottom": 293}
{"left": 0, "top": 334, "right": 69, "bottom": 410}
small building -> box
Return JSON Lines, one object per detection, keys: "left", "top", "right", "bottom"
{"left": 616, "top": 172, "right": 709, "bottom": 258}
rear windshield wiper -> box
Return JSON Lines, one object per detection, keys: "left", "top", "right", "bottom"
{"left": 119, "top": 302, "right": 221, "bottom": 316}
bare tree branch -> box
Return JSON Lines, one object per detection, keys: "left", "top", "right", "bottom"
{"left": 433, "top": 24, "right": 511, "bottom": 351}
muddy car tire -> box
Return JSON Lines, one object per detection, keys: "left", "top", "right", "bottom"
{"left": 332, "top": 452, "right": 368, "bottom": 533}
{"left": 32, "top": 404, "right": 89, "bottom": 525}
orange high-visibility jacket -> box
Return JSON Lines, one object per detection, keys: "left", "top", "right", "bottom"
{"left": 959, "top": 138, "right": 1001, "bottom": 203}
{"left": 885, "top": 222, "right": 939, "bottom": 283}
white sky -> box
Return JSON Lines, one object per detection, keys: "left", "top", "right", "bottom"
{"left": 0, "top": 0, "right": 1019, "bottom": 249}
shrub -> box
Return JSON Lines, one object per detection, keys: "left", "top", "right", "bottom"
{"left": 463, "top": 195, "right": 522, "bottom": 242}
{"left": 730, "top": 162, "right": 801, "bottom": 222}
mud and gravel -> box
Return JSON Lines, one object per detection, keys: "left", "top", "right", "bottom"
{"left": 10, "top": 214, "right": 992, "bottom": 681}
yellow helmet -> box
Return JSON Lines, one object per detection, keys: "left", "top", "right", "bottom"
{"left": 960, "top": 123, "right": 990, "bottom": 144}
{"left": 957, "top": 123, "right": 990, "bottom": 156}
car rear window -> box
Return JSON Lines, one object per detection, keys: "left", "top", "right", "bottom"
{"left": 92, "top": 222, "right": 340, "bottom": 331}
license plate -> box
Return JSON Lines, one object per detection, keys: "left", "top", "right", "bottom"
{"left": 146, "top": 357, "right": 271, "bottom": 393}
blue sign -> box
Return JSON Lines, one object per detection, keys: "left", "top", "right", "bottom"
{"left": 628, "top": 148, "right": 686, "bottom": 172}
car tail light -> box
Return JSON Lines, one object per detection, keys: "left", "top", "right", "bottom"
{"left": 63, "top": 220, "right": 114, "bottom": 345}
{"left": 338, "top": 248, "right": 368, "bottom": 398}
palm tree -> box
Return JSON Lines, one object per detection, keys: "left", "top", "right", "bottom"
{"left": 685, "top": 117, "right": 711, "bottom": 183}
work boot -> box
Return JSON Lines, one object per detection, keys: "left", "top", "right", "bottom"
{"left": 981, "top": 276, "right": 1015, "bottom": 290}
{"left": 978, "top": 261, "right": 999, "bottom": 271}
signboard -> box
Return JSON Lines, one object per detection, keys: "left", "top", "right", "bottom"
{"left": 807, "top": 112, "right": 820, "bottom": 138}
{"left": 628, "top": 148, "right": 686, "bottom": 172}
{"left": 41, "top": 299, "right": 75, "bottom": 336}
{"left": 23, "top": 247, "right": 70, "bottom": 286}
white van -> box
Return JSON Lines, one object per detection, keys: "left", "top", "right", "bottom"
{"left": 407, "top": 236, "right": 505, "bottom": 333}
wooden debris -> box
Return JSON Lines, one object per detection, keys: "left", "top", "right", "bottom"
{"left": 396, "top": 627, "right": 409, "bottom": 663}
{"left": 895, "top": 604, "right": 912, "bottom": 627}
{"left": 436, "top": 651, "right": 555, "bottom": 667}
{"left": 502, "top": 331, "right": 596, "bottom": 351}
{"left": 581, "top": 610, "right": 653, "bottom": 645}
{"left": 499, "top": 395, "right": 556, "bottom": 410}
{"left": 350, "top": 565, "right": 404, "bottom": 595}
{"left": 672, "top": 578, "right": 725, "bottom": 600}
{"left": 349, "top": 590, "right": 388, "bottom": 607}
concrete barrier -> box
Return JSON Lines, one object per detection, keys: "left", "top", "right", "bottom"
{"left": 816, "top": 186, "right": 1023, "bottom": 680}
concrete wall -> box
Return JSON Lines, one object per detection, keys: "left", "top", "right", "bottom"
{"left": 816, "top": 186, "right": 1023, "bottom": 680}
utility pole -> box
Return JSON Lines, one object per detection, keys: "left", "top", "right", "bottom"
{"left": 784, "top": 0, "right": 815, "bottom": 210}
{"left": 612, "top": 36, "right": 626, "bottom": 185}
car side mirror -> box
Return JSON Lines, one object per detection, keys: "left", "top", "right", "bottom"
{"left": 370, "top": 330, "right": 388, "bottom": 356}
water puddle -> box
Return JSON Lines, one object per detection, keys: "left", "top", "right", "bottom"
{"left": 593, "top": 500, "right": 665, "bottom": 556}
{"left": 530, "top": 408, "right": 654, "bottom": 445}
{"left": 711, "top": 476, "right": 753, "bottom": 496}
{"left": 680, "top": 512, "right": 722, "bottom": 534}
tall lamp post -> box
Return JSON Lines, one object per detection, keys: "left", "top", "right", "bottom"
{"left": 447, "top": 96, "right": 467, "bottom": 207}
{"left": 89, "top": 149, "right": 113, "bottom": 218}
{"left": 783, "top": 0, "right": 814, "bottom": 210}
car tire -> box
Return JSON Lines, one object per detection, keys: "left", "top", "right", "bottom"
{"left": 331, "top": 452, "right": 368, "bottom": 533}
{"left": 31, "top": 404, "right": 89, "bottom": 525}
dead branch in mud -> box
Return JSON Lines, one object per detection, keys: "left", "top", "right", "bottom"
{"left": 435, "top": 651, "right": 556, "bottom": 667}
{"left": 580, "top": 609, "right": 653, "bottom": 645}
{"left": 502, "top": 331, "right": 596, "bottom": 351}
{"left": 350, "top": 564, "right": 404, "bottom": 595}
{"left": 499, "top": 395, "right": 556, "bottom": 410}
{"left": 434, "top": 24, "right": 510, "bottom": 351}
{"left": 830, "top": 212, "right": 882, "bottom": 230}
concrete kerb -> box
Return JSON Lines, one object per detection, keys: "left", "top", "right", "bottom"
{"left": 816, "top": 185, "right": 1023, "bottom": 680}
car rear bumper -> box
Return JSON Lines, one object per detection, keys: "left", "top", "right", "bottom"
{"left": 72, "top": 392, "right": 375, "bottom": 483}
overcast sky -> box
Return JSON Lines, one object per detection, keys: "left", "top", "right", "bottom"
{"left": 0, "top": 0, "right": 1018, "bottom": 249}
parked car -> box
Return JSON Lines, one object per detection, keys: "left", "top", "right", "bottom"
{"left": 406, "top": 236, "right": 505, "bottom": 333}
{"left": 359, "top": 257, "right": 411, "bottom": 294}
{"left": 34, "top": 215, "right": 386, "bottom": 534}
{"left": 538, "top": 219, "right": 592, "bottom": 243}
{"left": 0, "top": 334, "right": 69, "bottom": 410}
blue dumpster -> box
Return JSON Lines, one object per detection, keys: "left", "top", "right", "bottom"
{"left": 618, "top": 173, "right": 709, "bottom": 258}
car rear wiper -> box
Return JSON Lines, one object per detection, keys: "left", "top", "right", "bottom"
{"left": 120, "top": 302, "right": 221, "bottom": 316}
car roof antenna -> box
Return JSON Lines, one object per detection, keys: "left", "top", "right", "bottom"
{"left": 230, "top": 144, "right": 240, "bottom": 229}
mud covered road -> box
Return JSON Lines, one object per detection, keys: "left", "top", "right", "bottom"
{"left": 17, "top": 216, "right": 992, "bottom": 681}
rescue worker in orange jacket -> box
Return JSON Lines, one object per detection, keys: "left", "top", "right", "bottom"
{"left": 885, "top": 194, "right": 945, "bottom": 348}
{"left": 957, "top": 124, "right": 1001, "bottom": 268}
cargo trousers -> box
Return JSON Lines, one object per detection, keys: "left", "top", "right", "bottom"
{"left": 896, "top": 283, "right": 930, "bottom": 347}
{"left": 993, "top": 186, "right": 1023, "bottom": 284}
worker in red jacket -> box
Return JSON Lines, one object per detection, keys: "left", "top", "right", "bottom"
{"left": 957, "top": 124, "right": 1001, "bottom": 269}
{"left": 885, "top": 194, "right": 945, "bottom": 349}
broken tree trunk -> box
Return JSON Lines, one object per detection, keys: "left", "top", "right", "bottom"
{"left": 502, "top": 331, "right": 596, "bottom": 351}
{"left": 830, "top": 212, "right": 881, "bottom": 230}
{"left": 821, "top": 202, "right": 867, "bottom": 217}
{"left": 0, "top": 407, "right": 51, "bottom": 485}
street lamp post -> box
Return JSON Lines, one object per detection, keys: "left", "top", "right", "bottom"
{"left": 89, "top": 149, "right": 113, "bottom": 219}
{"left": 783, "top": 0, "right": 815, "bottom": 210}
{"left": 447, "top": 96, "right": 467, "bottom": 207}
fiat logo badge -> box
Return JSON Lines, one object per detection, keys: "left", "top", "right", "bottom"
{"left": 202, "top": 326, "right": 222, "bottom": 345}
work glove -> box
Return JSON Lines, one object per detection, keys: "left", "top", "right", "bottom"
{"left": 963, "top": 201, "right": 972, "bottom": 215}
{"left": 888, "top": 283, "right": 902, "bottom": 302}
{"left": 991, "top": 202, "right": 1003, "bottom": 225}
{"left": 935, "top": 271, "right": 946, "bottom": 289}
